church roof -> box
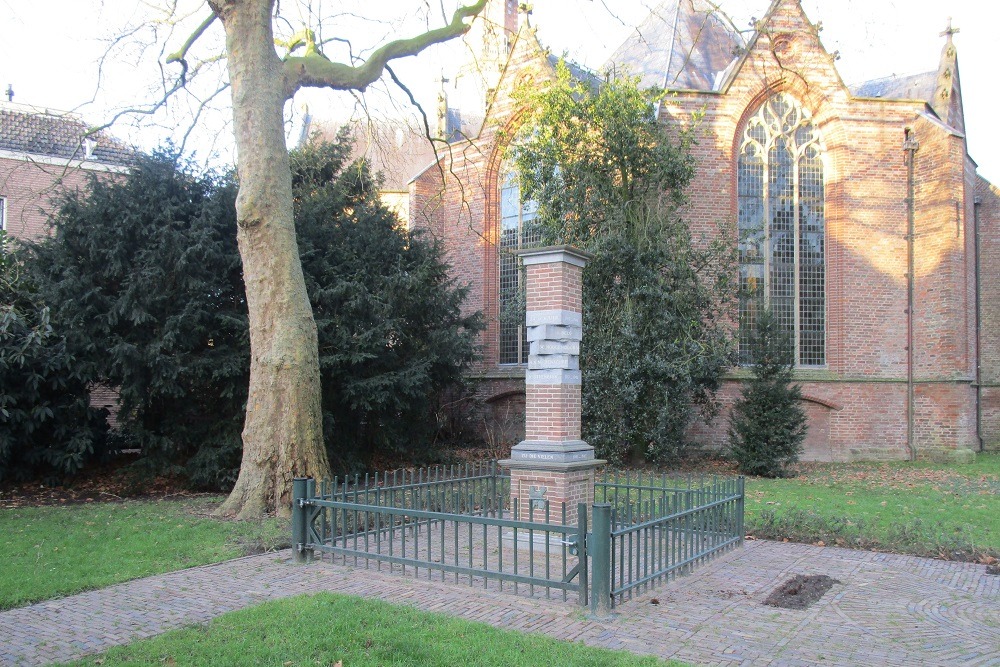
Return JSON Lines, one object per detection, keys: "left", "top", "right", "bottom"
{"left": 849, "top": 24, "right": 965, "bottom": 135}
{"left": 849, "top": 71, "right": 938, "bottom": 102}
{"left": 604, "top": 0, "right": 743, "bottom": 91}
{"left": 0, "top": 103, "right": 133, "bottom": 166}
{"left": 310, "top": 119, "right": 442, "bottom": 192}
{"left": 547, "top": 54, "right": 601, "bottom": 90}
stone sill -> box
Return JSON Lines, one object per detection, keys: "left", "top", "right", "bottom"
{"left": 723, "top": 370, "right": 975, "bottom": 384}
{"left": 468, "top": 367, "right": 527, "bottom": 381}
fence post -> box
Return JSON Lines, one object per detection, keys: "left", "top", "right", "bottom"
{"left": 737, "top": 476, "right": 745, "bottom": 545}
{"left": 292, "top": 476, "right": 310, "bottom": 564}
{"left": 577, "top": 502, "right": 589, "bottom": 607}
{"left": 589, "top": 502, "right": 613, "bottom": 619}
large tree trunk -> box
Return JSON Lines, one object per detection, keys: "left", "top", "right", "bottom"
{"left": 212, "top": 0, "right": 331, "bottom": 519}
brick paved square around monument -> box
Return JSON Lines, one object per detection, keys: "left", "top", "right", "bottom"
{"left": 2, "top": 539, "right": 997, "bottom": 666}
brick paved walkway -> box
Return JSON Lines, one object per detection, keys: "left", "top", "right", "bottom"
{"left": 2, "top": 540, "right": 998, "bottom": 666}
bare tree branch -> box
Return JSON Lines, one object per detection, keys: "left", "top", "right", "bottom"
{"left": 166, "top": 13, "right": 219, "bottom": 84}
{"left": 178, "top": 82, "right": 232, "bottom": 154}
{"left": 281, "top": 0, "right": 486, "bottom": 97}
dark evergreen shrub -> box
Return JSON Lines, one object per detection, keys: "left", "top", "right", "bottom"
{"left": 28, "top": 152, "right": 247, "bottom": 487}
{"left": 27, "top": 139, "right": 480, "bottom": 485}
{"left": 0, "top": 241, "right": 108, "bottom": 482}
{"left": 291, "top": 139, "right": 482, "bottom": 470}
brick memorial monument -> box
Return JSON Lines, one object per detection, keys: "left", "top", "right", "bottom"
{"left": 500, "top": 245, "right": 603, "bottom": 526}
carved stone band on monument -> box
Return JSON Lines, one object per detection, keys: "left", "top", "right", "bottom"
{"left": 525, "top": 309, "right": 583, "bottom": 385}
{"left": 509, "top": 440, "right": 595, "bottom": 464}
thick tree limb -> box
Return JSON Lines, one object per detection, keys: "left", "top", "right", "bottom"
{"left": 281, "top": 0, "right": 486, "bottom": 98}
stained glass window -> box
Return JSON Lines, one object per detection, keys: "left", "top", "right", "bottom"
{"left": 498, "top": 170, "right": 540, "bottom": 365}
{"left": 738, "top": 93, "right": 825, "bottom": 366}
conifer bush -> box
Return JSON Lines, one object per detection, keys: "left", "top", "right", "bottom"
{"left": 728, "top": 309, "right": 807, "bottom": 477}
{"left": 26, "top": 139, "right": 480, "bottom": 485}
{"left": 0, "top": 240, "right": 108, "bottom": 482}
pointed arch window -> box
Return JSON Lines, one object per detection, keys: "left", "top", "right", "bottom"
{"left": 738, "top": 92, "right": 826, "bottom": 366}
{"left": 498, "top": 169, "right": 540, "bottom": 365}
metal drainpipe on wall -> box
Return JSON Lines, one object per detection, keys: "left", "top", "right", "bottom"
{"left": 903, "top": 128, "right": 919, "bottom": 462}
{"left": 974, "top": 197, "right": 985, "bottom": 452}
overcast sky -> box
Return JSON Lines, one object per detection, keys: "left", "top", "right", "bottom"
{"left": 1, "top": 0, "right": 996, "bottom": 181}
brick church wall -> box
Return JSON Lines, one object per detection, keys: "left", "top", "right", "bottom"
{"left": 412, "top": 0, "right": 989, "bottom": 461}
{"left": 976, "top": 176, "right": 1000, "bottom": 451}
{"left": 410, "top": 28, "right": 556, "bottom": 440}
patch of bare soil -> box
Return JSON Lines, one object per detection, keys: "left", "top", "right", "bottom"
{"left": 0, "top": 454, "right": 207, "bottom": 509}
{"left": 763, "top": 574, "right": 841, "bottom": 610}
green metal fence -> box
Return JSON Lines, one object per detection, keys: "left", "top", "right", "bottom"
{"left": 292, "top": 462, "right": 589, "bottom": 604}
{"left": 595, "top": 471, "right": 745, "bottom": 607}
{"left": 292, "top": 463, "right": 743, "bottom": 613}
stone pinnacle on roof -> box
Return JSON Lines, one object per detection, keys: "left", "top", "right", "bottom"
{"left": 930, "top": 17, "right": 964, "bottom": 134}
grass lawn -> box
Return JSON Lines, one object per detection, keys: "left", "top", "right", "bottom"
{"left": 0, "top": 496, "right": 287, "bottom": 610}
{"left": 743, "top": 453, "right": 1000, "bottom": 560}
{"left": 61, "top": 592, "right": 679, "bottom": 667}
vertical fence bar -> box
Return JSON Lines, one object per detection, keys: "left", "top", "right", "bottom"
{"left": 513, "top": 497, "right": 519, "bottom": 595}
{"left": 427, "top": 488, "right": 433, "bottom": 580}
{"left": 483, "top": 494, "right": 489, "bottom": 589}
{"left": 319, "top": 480, "right": 328, "bottom": 562}
{"left": 561, "top": 503, "right": 568, "bottom": 602}
{"left": 544, "top": 501, "right": 551, "bottom": 599}
{"left": 590, "top": 502, "right": 612, "bottom": 619}
{"left": 498, "top": 500, "right": 504, "bottom": 592}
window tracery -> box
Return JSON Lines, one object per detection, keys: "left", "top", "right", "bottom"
{"left": 738, "top": 92, "right": 826, "bottom": 366}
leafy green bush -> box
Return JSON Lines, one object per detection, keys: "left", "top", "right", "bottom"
{"left": 0, "top": 240, "right": 108, "bottom": 482}
{"left": 510, "top": 62, "right": 736, "bottom": 464}
{"left": 728, "top": 309, "right": 806, "bottom": 477}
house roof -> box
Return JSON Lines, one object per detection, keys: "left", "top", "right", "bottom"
{"left": 604, "top": 0, "right": 743, "bottom": 91}
{"left": 0, "top": 103, "right": 133, "bottom": 166}
{"left": 849, "top": 71, "right": 938, "bottom": 103}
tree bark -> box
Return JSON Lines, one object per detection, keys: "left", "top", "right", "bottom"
{"left": 212, "top": 0, "right": 330, "bottom": 519}
{"left": 200, "top": 0, "right": 485, "bottom": 519}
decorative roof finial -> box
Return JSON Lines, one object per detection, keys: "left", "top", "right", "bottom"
{"left": 940, "top": 17, "right": 960, "bottom": 42}
{"left": 435, "top": 70, "right": 451, "bottom": 140}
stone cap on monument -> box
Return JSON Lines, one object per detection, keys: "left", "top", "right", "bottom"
{"left": 514, "top": 244, "right": 594, "bottom": 267}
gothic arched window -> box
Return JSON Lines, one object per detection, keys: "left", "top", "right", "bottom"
{"left": 498, "top": 169, "right": 540, "bottom": 364}
{"left": 738, "top": 92, "right": 826, "bottom": 366}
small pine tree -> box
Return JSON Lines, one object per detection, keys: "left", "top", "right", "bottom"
{"left": 728, "top": 308, "right": 807, "bottom": 477}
